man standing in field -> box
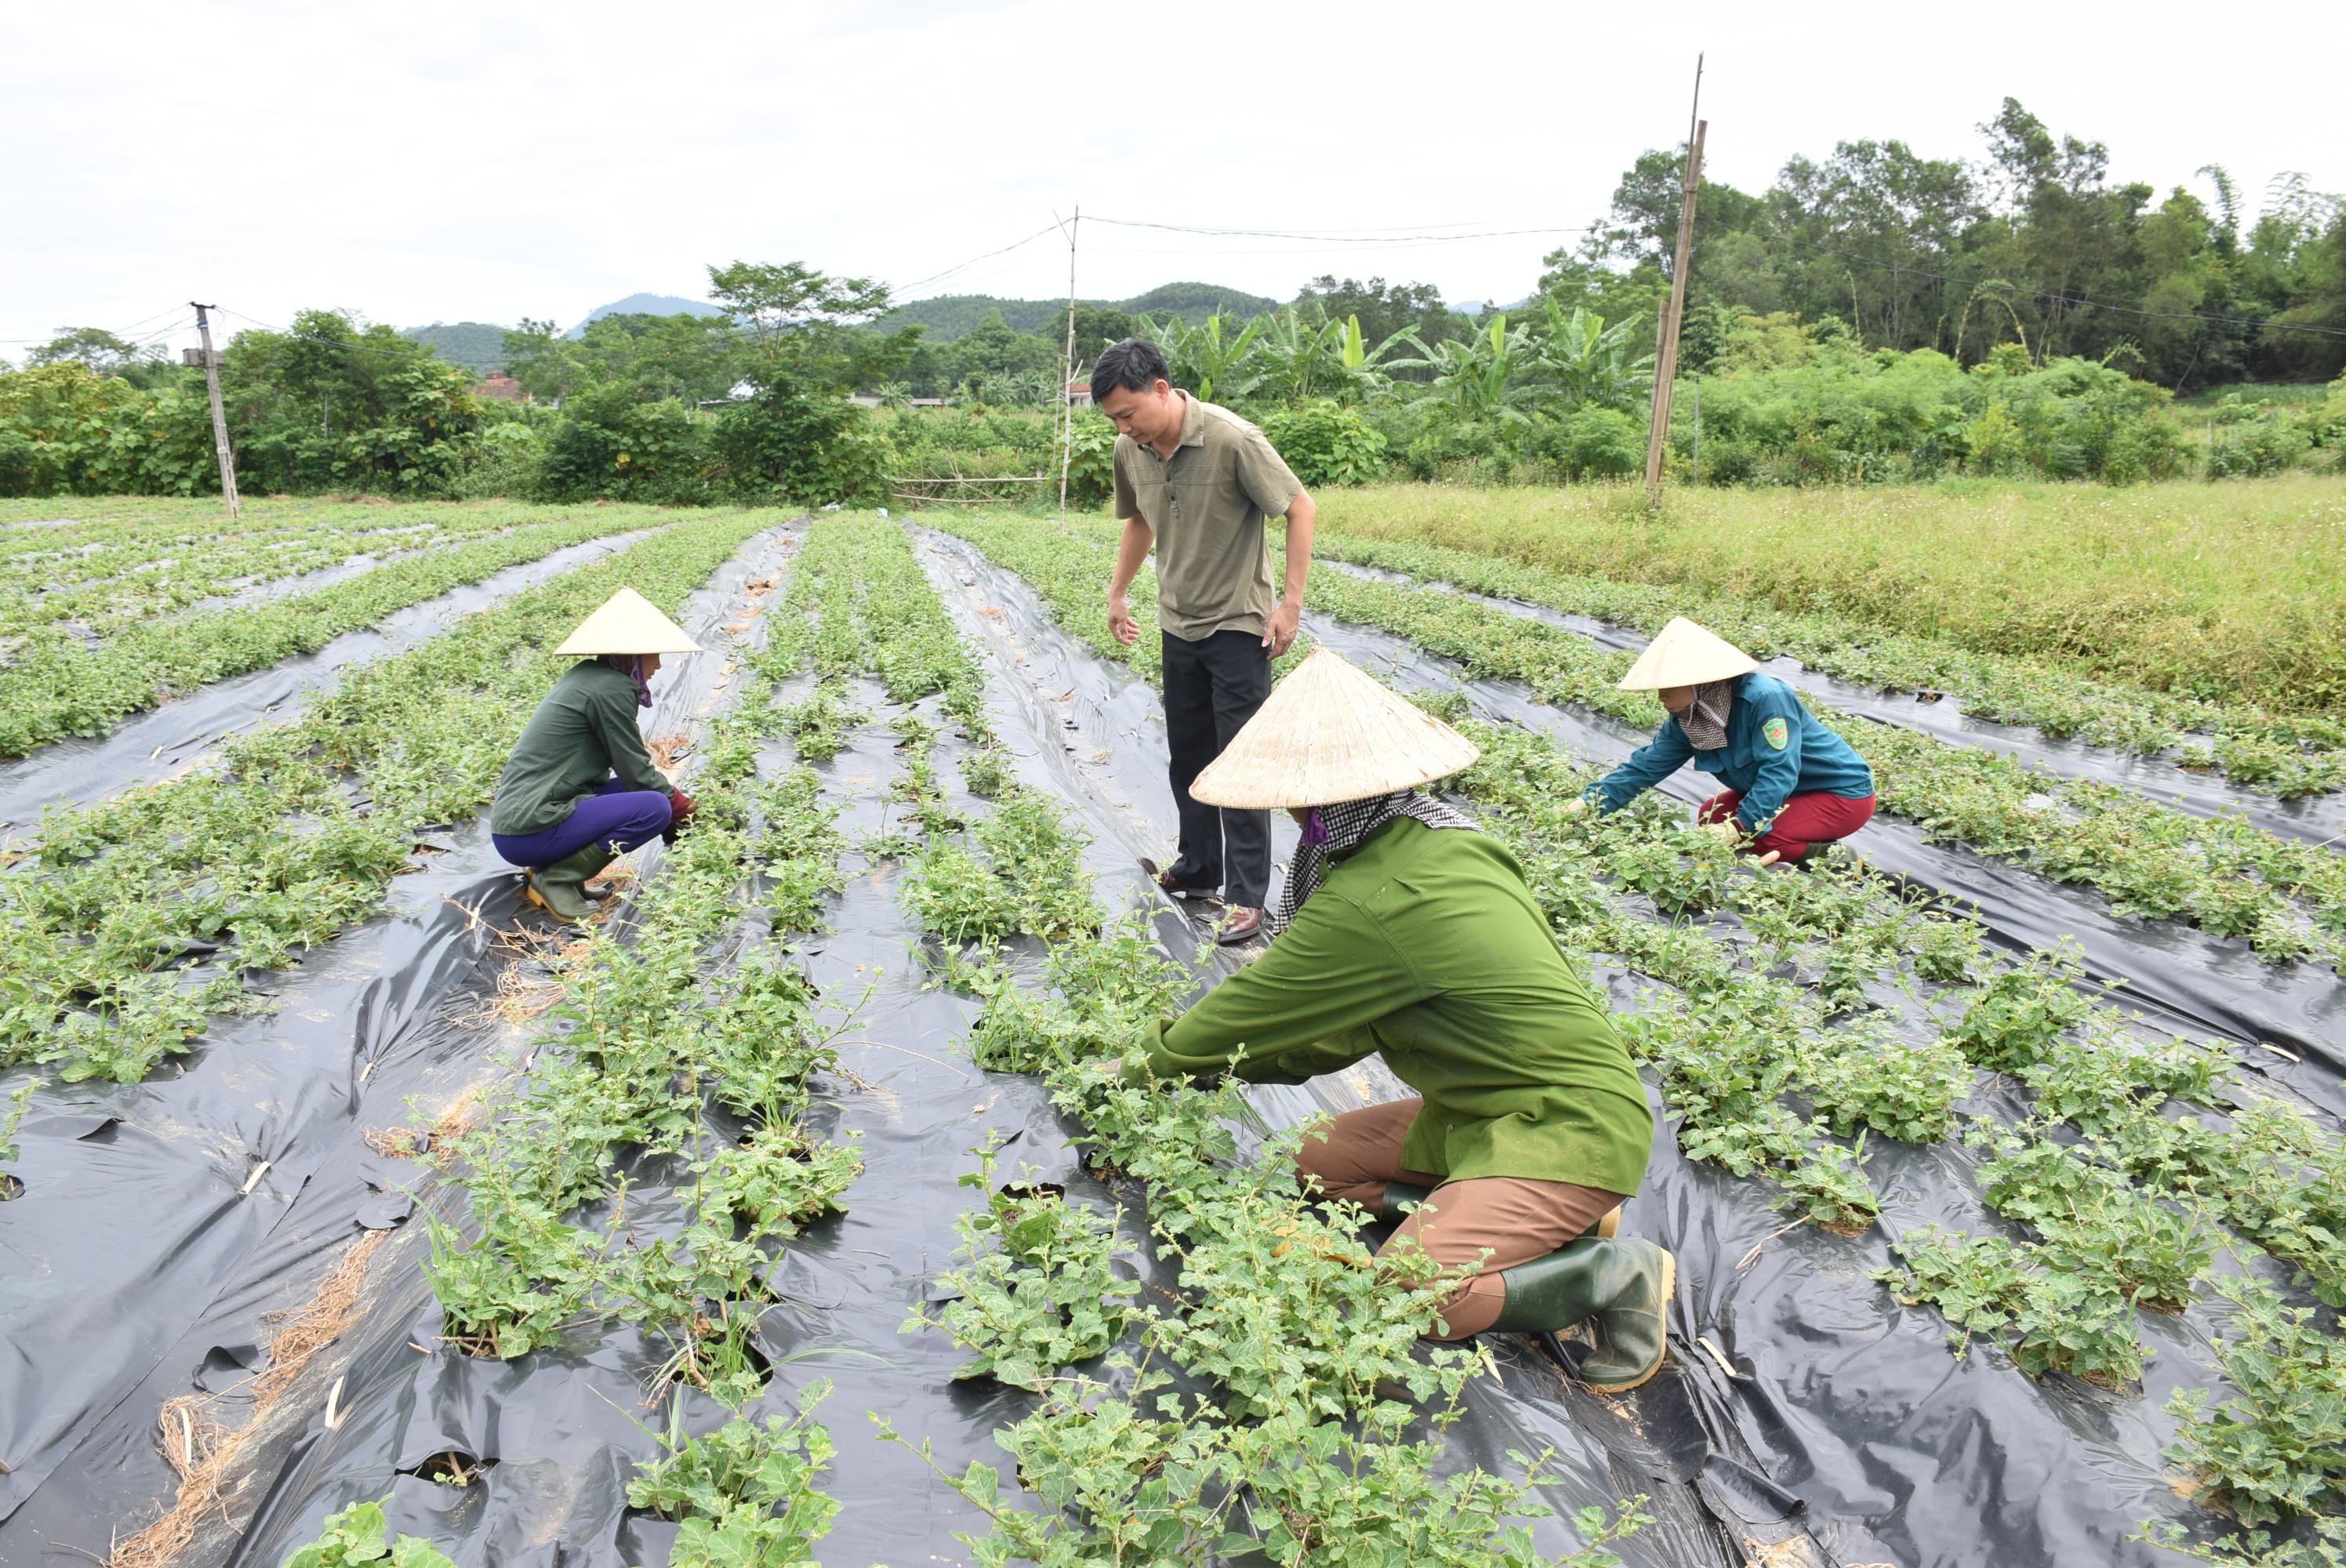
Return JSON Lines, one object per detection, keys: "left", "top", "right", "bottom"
{"left": 1097, "top": 336, "right": 1316, "bottom": 944}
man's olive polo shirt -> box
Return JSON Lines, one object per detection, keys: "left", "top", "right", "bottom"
{"left": 1111, "top": 391, "right": 1303, "bottom": 642}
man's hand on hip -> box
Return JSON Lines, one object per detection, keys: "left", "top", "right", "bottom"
{"left": 1108, "top": 592, "right": 1139, "bottom": 646}
{"left": 1262, "top": 600, "right": 1300, "bottom": 658}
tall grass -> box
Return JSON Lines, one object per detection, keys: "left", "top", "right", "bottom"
{"left": 1313, "top": 476, "right": 2346, "bottom": 718}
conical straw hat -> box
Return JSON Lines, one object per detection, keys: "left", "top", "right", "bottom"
{"left": 1189, "top": 646, "right": 1480, "bottom": 809}
{"left": 1615, "top": 616, "right": 1758, "bottom": 691}
{"left": 554, "top": 587, "right": 703, "bottom": 656}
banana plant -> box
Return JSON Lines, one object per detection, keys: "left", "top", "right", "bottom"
{"left": 1138, "top": 311, "right": 1266, "bottom": 406}
{"left": 1332, "top": 313, "right": 1416, "bottom": 404}
{"left": 1252, "top": 304, "right": 1348, "bottom": 404}
{"left": 1528, "top": 303, "right": 1653, "bottom": 412}
{"left": 1393, "top": 313, "right": 1539, "bottom": 421}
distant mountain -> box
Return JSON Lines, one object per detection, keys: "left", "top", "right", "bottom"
{"left": 1452, "top": 297, "right": 1533, "bottom": 318}
{"left": 566, "top": 294, "right": 726, "bottom": 339}
{"left": 402, "top": 321, "right": 511, "bottom": 375}
{"left": 1120, "top": 281, "right": 1282, "bottom": 320}
{"left": 877, "top": 281, "right": 1283, "bottom": 343}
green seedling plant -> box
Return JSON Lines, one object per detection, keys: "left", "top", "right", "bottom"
{"left": 910, "top": 1138, "right": 1137, "bottom": 1389}
{"left": 627, "top": 1380, "right": 841, "bottom": 1568}
{"left": 0, "top": 1078, "right": 34, "bottom": 1196}
{"left": 700, "top": 1123, "right": 862, "bottom": 1237}
{"left": 278, "top": 1497, "right": 459, "bottom": 1568}
{"left": 1941, "top": 942, "right": 2101, "bottom": 1073}
{"left": 874, "top": 1367, "right": 1251, "bottom": 1567}
{"left": 2136, "top": 1516, "right": 2346, "bottom": 1568}
{"left": 2164, "top": 1274, "right": 2346, "bottom": 1526}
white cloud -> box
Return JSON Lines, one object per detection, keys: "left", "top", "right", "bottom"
{"left": 4, "top": 0, "right": 2338, "bottom": 355}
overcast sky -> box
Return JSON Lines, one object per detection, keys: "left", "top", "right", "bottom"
{"left": 5, "top": 0, "right": 2341, "bottom": 359}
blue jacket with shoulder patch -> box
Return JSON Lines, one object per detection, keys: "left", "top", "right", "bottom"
{"left": 1589, "top": 671, "right": 1874, "bottom": 833}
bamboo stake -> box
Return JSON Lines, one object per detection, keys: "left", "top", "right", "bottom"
{"left": 1058, "top": 205, "right": 1080, "bottom": 520}
{"left": 1643, "top": 56, "right": 1706, "bottom": 501}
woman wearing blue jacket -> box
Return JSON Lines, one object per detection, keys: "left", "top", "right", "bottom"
{"left": 1572, "top": 618, "right": 1876, "bottom": 865}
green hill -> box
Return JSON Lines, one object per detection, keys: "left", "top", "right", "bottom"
{"left": 566, "top": 294, "right": 726, "bottom": 339}
{"left": 877, "top": 281, "right": 1282, "bottom": 343}
{"left": 402, "top": 321, "right": 511, "bottom": 375}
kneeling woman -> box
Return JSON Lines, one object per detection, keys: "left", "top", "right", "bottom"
{"left": 1579, "top": 616, "right": 1875, "bottom": 864}
{"left": 491, "top": 588, "right": 700, "bottom": 920}
{"left": 1135, "top": 648, "right": 1671, "bottom": 1392}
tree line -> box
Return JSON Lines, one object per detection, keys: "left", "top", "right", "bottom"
{"left": 1559, "top": 97, "right": 2345, "bottom": 391}
{"left": 4, "top": 95, "right": 2341, "bottom": 501}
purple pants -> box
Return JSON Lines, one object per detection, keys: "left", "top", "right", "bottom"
{"left": 492, "top": 777, "right": 673, "bottom": 868}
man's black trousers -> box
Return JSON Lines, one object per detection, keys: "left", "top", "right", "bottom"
{"left": 1161, "top": 627, "right": 1272, "bottom": 909}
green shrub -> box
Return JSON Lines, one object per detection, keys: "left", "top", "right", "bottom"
{"left": 1258, "top": 399, "right": 1389, "bottom": 487}
{"left": 539, "top": 384, "right": 713, "bottom": 502}
{"left": 2205, "top": 397, "right": 2317, "bottom": 477}
{"left": 1530, "top": 405, "right": 1643, "bottom": 479}
{"left": 714, "top": 386, "right": 891, "bottom": 506}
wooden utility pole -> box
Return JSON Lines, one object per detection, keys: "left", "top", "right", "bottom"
{"left": 190, "top": 302, "right": 241, "bottom": 519}
{"left": 1057, "top": 206, "right": 1080, "bottom": 518}
{"left": 1642, "top": 57, "right": 1705, "bottom": 501}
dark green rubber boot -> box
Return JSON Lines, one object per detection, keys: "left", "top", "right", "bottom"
{"left": 1378, "top": 1181, "right": 1435, "bottom": 1225}
{"left": 525, "top": 844, "right": 616, "bottom": 924}
{"left": 1487, "top": 1236, "right": 1675, "bottom": 1393}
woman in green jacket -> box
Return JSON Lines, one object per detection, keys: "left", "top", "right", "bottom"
{"left": 1138, "top": 648, "right": 1672, "bottom": 1392}
{"left": 490, "top": 588, "right": 701, "bottom": 921}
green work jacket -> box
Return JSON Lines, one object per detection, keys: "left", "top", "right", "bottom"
{"left": 489, "top": 659, "right": 667, "bottom": 836}
{"left": 1140, "top": 818, "right": 1654, "bottom": 1196}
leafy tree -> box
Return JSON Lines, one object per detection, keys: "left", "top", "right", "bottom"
{"left": 1295, "top": 276, "right": 1467, "bottom": 356}
{"left": 219, "top": 309, "right": 483, "bottom": 492}
{"left": 502, "top": 318, "right": 587, "bottom": 405}
{"left": 706, "top": 260, "right": 915, "bottom": 394}
{"left": 948, "top": 308, "right": 1061, "bottom": 400}
{"left": 1034, "top": 303, "right": 1140, "bottom": 372}
{"left": 574, "top": 311, "right": 743, "bottom": 405}
{"left": 28, "top": 327, "right": 173, "bottom": 390}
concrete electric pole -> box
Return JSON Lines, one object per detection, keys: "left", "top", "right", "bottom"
{"left": 190, "top": 302, "right": 241, "bottom": 520}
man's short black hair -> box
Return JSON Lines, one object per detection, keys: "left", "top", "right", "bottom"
{"left": 1090, "top": 337, "right": 1171, "bottom": 400}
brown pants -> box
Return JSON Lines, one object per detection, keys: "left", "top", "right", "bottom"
{"left": 1297, "top": 1097, "right": 1629, "bottom": 1340}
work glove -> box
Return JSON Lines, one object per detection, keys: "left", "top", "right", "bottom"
{"left": 1700, "top": 817, "right": 1743, "bottom": 849}
{"left": 663, "top": 787, "right": 698, "bottom": 846}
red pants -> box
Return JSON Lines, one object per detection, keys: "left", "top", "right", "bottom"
{"left": 1698, "top": 789, "right": 1875, "bottom": 862}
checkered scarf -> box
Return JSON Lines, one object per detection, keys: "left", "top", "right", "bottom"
{"left": 1271, "top": 789, "right": 1479, "bottom": 937}
{"left": 1675, "top": 679, "right": 1735, "bottom": 751}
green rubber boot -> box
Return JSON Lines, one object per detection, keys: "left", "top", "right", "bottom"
{"left": 1487, "top": 1236, "right": 1675, "bottom": 1393}
{"left": 525, "top": 843, "right": 617, "bottom": 923}
{"left": 1378, "top": 1181, "right": 1435, "bottom": 1225}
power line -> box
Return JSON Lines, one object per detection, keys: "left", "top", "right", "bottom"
{"left": 1087, "top": 215, "right": 1607, "bottom": 245}
{"left": 892, "top": 223, "right": 1063, "bottom": 297}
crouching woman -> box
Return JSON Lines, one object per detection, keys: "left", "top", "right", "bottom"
{"left": 1133, "top": 648, "right": 1672, "bottom": 1392}
{"left": 490, "top": 588, "right": 700, "bottom": 921}
{"left": 1575, "top": 616, "right": 1876, "bottom": 865}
